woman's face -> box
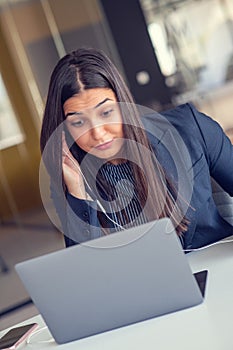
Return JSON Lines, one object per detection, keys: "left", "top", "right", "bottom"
{"left": 63, "top": 88, "right": 124, "bottom": 163}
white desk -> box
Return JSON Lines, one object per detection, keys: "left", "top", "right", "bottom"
{"left": 1, "top": 238, "right": 233, "bottom": 350}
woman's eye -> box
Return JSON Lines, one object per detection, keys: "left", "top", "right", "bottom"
{"left": 71, "top": 120, "right": 84, "bottom": 127}
{"left": 101, "top": 109, "right": 113, "bottom": 117}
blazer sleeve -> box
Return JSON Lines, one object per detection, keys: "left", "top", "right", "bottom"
{"left": 50, "top": 183, "right": 101, "bottom": 247}
{"left": 188, "top": 103, "right": 233, "bottom": 196}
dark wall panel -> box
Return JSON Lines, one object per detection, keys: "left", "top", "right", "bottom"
{"left": 100, "top": 0, "right": 172, "bottom": 109}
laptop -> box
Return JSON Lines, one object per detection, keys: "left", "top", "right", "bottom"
{"left": 15, "top": 218, "right": 207, "bottom": 344}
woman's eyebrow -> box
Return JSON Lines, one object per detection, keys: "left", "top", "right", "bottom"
{"left": 65, "top": 111, "right": 82, "bottom": 117}
{"left": 94, "top": 98, "right": 113, "bottom": 109}
{"left": 65, "top": 98, "right": 113, "bottom": 118}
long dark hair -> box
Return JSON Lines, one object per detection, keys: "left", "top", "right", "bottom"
{"left": 40, "top": 47, "right": 188, "bottom": 235}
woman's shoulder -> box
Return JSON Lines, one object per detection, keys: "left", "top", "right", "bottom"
{"left": 142, "top": 102, "right": 218, "bottom": 140}
{"left": 160, "top": 102, "right": 201, "bottom": 127}
{"left": 141, "top": 102, "right": 200, "bottom": 139}
{"left": 142, "top": 102, "right": 196, "bottom": 124}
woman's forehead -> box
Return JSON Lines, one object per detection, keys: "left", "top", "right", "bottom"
{"left": 63, "top": 88, "right": 116, "bottom": 115}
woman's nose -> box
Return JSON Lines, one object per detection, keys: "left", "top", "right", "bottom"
{"left": 90, "top": 123, "right": 106, "bottom": 140}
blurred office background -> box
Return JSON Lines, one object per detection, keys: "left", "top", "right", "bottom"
{"left": 0, "top": 0, "right": 233, "bottom": 330}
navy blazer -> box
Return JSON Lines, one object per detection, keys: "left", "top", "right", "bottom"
{"left": 51, "top": 103, "right": 233, "bottom": 249}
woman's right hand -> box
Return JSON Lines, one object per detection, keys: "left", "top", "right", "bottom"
{"left": 62, "top": 132, "right": 87, "bottom": 199}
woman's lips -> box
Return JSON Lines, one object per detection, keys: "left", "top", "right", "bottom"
{"left": 95, "top": 139, "right": 114, "bottom": 150}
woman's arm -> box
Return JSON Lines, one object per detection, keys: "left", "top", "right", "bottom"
{"left": 50, "top": 183, "right": 101, "bottom": 247}
{"left": 188, "top": 103, "right": 233, "bottom": 196}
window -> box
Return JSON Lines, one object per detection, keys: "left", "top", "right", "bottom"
{"left": 0, "top": 74, "right": 24, "bottom": 150}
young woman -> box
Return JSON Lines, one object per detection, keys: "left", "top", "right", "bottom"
{"left": 40, "top": 47, "right": 233, "bottom": 250}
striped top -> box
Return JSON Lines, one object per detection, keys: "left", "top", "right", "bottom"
{"left": 98, "top": 161, "right": 148, "bottom": 230}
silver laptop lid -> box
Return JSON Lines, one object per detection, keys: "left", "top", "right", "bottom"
{"left": 15, "top": 218, "right": 203, "bottom": 344}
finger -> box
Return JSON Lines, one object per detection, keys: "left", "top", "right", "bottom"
{"left": 63, "top": 149, "right": 80, "bottom": 173}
